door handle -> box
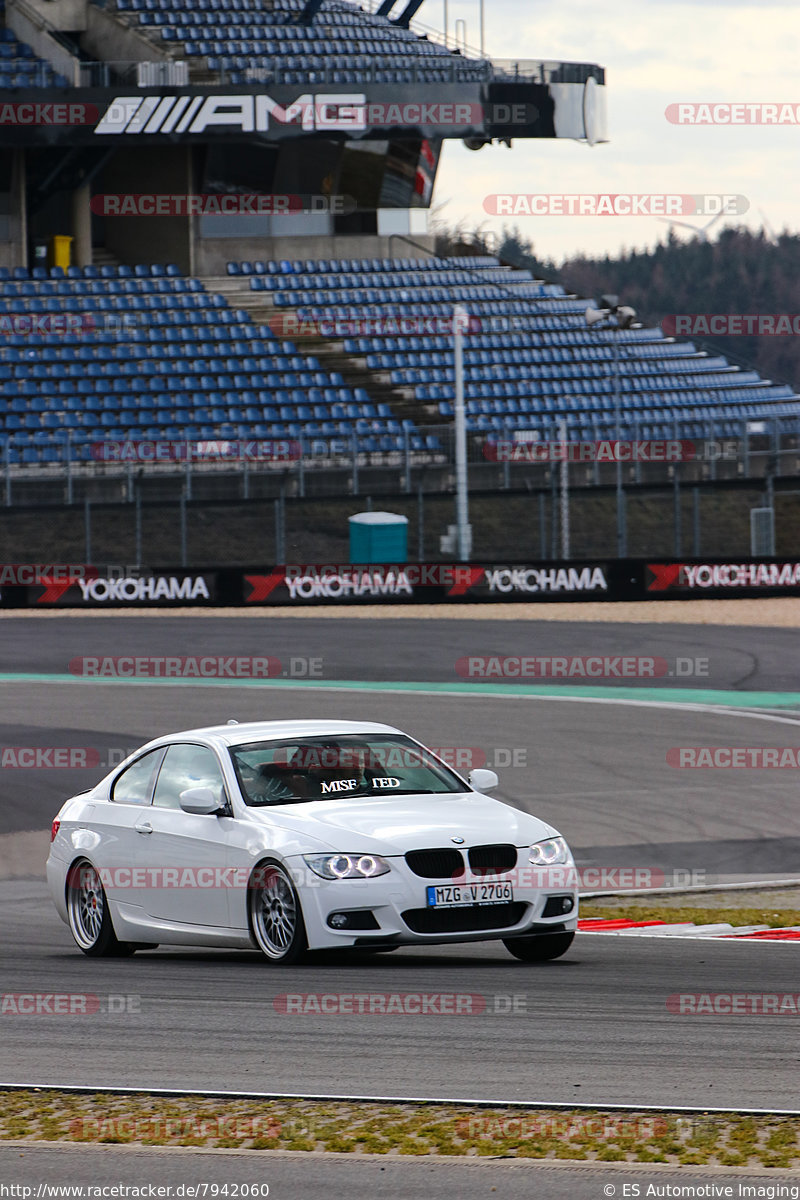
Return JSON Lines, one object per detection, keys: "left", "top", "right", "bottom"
{"left": 135, "top": 822, "right": 153, "bottom": 835}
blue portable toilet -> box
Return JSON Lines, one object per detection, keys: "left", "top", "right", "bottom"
{"left": 348, "top": 512, "right": 408, "bottom": 564}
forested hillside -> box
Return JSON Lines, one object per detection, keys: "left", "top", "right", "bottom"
{"left": 436, "top": 224, "right": 800, "bottom": 390}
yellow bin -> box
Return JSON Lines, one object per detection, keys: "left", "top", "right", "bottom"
{"left": 49, "top": 235, "right": 73, "bottom": 270}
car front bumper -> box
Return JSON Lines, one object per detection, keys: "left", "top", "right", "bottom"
{"left": 286, "top": 855, "right": 579, "bottom": 950}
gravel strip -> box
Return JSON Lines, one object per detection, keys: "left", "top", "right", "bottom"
{"left": 2, "top": 1091, "right": 800, "bottom": 1166}
{"left": 2, "top": 599, "right": 800, "bottom": 624}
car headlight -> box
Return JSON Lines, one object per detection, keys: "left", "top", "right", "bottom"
{"left": 303, "top": 853, "right": 391, "bottom": 880}
{"left": 529, "top": 837, "right": 573, "bottom": 866}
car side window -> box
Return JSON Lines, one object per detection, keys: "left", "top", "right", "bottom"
{"left": 110, "top": 749, "right": 164, "bottom": 806}
{"left": 152, "top": 743, "right": 227, "bottom": 811}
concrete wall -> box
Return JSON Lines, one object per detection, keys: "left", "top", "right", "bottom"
{"left": 0, "top": 151, "right": 27, "bottom": 270}
{"left": 194, "top": 233, "right": 437, "bottom": 275}
{"left": 99, "top": 147, "right": 193, "bottom": 272}
{"left": 6, "top": 0, "right": 81, "bottom": 83}
{"left": 84, "top": 2, "right": 169, "bottom": 65}
{"left": 9, "top": 0, "right": 87, "bottom": 33}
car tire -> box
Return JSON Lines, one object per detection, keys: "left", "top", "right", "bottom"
{"left": 502, "top": 931, "right": 575, "bottom": 962}
{"left": 248, "top": 859, "right": 308, "bottom": 965}
{"left": 66, "top": 859, "right": 135, "bottom": 957}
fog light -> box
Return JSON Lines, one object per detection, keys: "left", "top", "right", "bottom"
{"left": 542, "top": 895, "right": 574, "bottom": 918}
{"left": 326, "top": 911, "right": 381, "bottom": 930}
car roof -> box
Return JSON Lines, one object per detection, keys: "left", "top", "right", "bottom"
{"left": 143, "top": 719, "right": 404, "bottom": 750}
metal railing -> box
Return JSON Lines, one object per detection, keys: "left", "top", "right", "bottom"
{"left": 2, "top": 417, "right": 799, "bottom": 508}
{"left": 78, "top": 59, "right": 188, "bottom": 86}
{"left": 219, "top": 58, "right": 493, "bottom": 83}
{"left": 2, "top": 53, "right": 490, "bottom": 87}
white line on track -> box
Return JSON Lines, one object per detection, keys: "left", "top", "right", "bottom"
{"left": 4, "top": 674, "right": 800, "bottom": 727}
{"left": 1, "top": 1082, "right": 800, "bottom": 1117}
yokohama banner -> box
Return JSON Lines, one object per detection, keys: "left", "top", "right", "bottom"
{"left": 240, "top": 562, "right": 614, "bottom": 604}
{"left": 4, "top": 559, "right": 800, "bottom": 606}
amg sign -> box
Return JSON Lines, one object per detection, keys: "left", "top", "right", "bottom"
{"left": 0, "top": 72, "right": 604, "bottom": 146}
{"left": 94, "top": 93, "right": 369, "bottom": 135}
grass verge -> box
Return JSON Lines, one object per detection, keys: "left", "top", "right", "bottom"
{"left": 2, "top": 1092, "right": 800, "bottom": 1165}
{"left": 579, "top": 902, "right": 800, "bottom": 928}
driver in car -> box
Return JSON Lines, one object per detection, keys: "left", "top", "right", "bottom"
{"left": 249, "top": 744, "right": 387, "bottom": 803}
{"left": 295, "top": 743, "right": 386, "bottom": 797}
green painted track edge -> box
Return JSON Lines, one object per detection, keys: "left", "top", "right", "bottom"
{"left": 0, "top": 673, "right": 799, "bottom": 709}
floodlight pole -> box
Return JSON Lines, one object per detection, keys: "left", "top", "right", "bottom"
{"left": 586, "top": 300, "right": 634, "bottom": 559}
{"left": 612, "top": 328, "right": 624, "bottom": 557}
{"left": 453, "top": 304, "right": 470, "bottom": 560}
{"left": 559, "top": 416, "right": 570, "bottom": 558}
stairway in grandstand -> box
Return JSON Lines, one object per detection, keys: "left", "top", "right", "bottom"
{"left": 0, "top": 1, "right": 71, "bottom": 87}
{"left": 210, "top": 272, "right": 435, "bottom": 427}
{"left": 91, "top": 249, "right": 125, "bottom": 272}
{"left": 0, "top": 254, "right": 796, "bottom": 467}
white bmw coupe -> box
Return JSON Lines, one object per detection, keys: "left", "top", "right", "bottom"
{"left": 47, "top": 720, "right": 578, "bottom": 964}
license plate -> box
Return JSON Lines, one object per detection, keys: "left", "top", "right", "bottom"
{"left": 426, "top": 882, "right": 513, "bottom": 908}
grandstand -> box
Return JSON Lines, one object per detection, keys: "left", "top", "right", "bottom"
{"left": 236, "top": 256, "right": 796, "bottom": 437}
{"left": 0, "top": 0, "right": 795, "bottom": 509}
{"left": 123, "top": 0, "right": 494, "bottom": 84}
{"left": 0, "top": 254, "right": 794, "bottom": 470}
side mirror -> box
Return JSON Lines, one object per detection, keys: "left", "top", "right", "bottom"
{"left": 179, "top": 785, "right": 222, "bottom": 815}
{"left": 469, "top": 768, "right": 499, "bottom": 792}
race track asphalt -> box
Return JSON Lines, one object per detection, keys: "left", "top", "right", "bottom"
{"left": 3, "top": 1143, "right": 799, "bottom": 1200}
{"left": 2, "top": 615, "right": 799, "bottom": 1117}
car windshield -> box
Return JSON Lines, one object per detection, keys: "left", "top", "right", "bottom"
{"left": 231, "top": 734, "right": 467, "bottom": 806}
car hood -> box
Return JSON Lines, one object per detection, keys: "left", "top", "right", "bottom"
{"left": 247, "top": 791, "right": 562, "bottom": 854}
